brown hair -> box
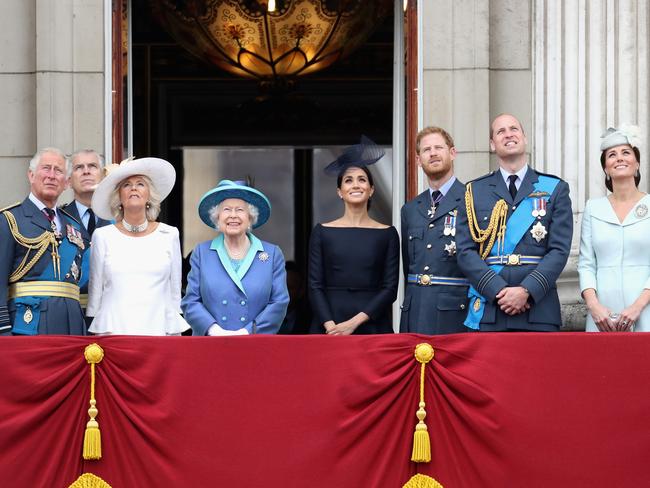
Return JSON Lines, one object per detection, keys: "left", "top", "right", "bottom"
{"left": 415, "top": 126, "right": 455, "bottom": 153}
{"left": 600, "top": 146, "right": 641, "bottom": 192}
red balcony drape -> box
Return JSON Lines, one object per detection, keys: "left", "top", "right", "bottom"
{"left": 0, "top": 333, "right": 648, "bottom": 488}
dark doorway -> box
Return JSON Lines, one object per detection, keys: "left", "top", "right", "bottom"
{"left": 130, "top": 0, "right": 395, "bottom": 276}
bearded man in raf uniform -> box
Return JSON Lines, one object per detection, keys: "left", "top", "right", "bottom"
{"left": 455, "top": 114, "right": 573, "bottom": 332}
{"left": 0, "top": 148, "right": 88, "bottom": 335}
{"left": 400, "top": 126, "right": 469, "bottom": 334}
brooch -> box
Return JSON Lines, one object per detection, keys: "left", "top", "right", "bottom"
{"left": 530, "top": 221, "right": 548, "bottom": 243}
{"left": 635, "top": 203, "right": 648, "bottom": 218}
{"left": 258, "top": 252, "right": 269, "bottom": 262}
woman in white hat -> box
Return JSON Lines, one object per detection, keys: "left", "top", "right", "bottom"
{"left": 86, "top": 157, "right": 190, "bottom": 335}
{"left": 578, "top": 125, "right": 650, "bottom": 332}
{"left": 181, "top": 180, "right": 289, "bottom": 335}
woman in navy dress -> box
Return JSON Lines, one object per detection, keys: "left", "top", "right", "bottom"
{"left": 309, "top": 137, "right": 399, "bottom": 335}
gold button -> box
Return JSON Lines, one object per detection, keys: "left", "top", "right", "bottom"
{"left": 512, "top": 205, "right": 517, "bottom": 210}
{"left": 429, "top": 223, "right": 434, "bottom": 228}
{"left": 420, "top": 274, "right": 431, "bottom": 285}
{"left": 426, "top": 244, "right": 432, "bottom": 249}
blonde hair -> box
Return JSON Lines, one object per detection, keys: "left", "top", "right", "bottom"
{"left": 109, "top": 174, "right": 162, "bottom": 221}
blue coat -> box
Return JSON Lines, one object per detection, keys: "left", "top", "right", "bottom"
{"left": 455, "top": 167, "right": 573, "bottom": 331}
{"left": 0, "top": 198, "right": 88, "bottom": 335}
{"left": 399, "top": 179, "right": 470, "bottom": 334}
{"left": 578, "top": 195, "right": 650, "bottom": 332}
{"left": 182, "top": 234, "right": 289, "bottom": 335}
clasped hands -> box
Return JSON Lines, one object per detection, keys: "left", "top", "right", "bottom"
{"left": 496, "top": 286, "right": 530, "bottom": 315}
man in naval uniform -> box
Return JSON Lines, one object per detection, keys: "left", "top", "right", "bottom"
{"left": 0, "top": 148, "right": 88, "bottom": 335}
{"left": 62, "top": 149, "right": 110, "bottom": 320}
{"left": 400, "top": 126, "right": 470, "bottom": 334}
{"left": 455, "top": 113, "right": 573, "bottom": 332}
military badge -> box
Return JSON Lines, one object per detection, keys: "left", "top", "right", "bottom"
{"left": 473, "top": 297, "right": 481, "bottom": 312}
{"left": 443, "top": 213, "right": 457, "bottom": 236}
{"left": 70, "top": 261, "right": 80, "bottom": 281}
{"left": 530, "top": 221, "right": 548, "bottom": 242}
{"left": 427, "top": 206, "right": 436, "bottom": 219}
{"left": 635, "top": 203, "right": 648, "bottom": 218}
{"left": 532, "top": 198, "right": 547, "bottom": 218}
{"left": 24, "top": 307, "right": 33, "bottom": 324}
{"left": 66, "top": 224, "right": 85, "bottom": 250}
{"left": 444, "top": 240, "right": 457, "bottom": 256}
{"left": 258, "top": 252, "right": 269, "bottom": 262}
{"left": 528, "top": 191, "right": 549, "bottom": 198}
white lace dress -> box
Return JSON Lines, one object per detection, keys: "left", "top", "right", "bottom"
{"left": 87, "top": 223, "right": 190, "bottom": 335}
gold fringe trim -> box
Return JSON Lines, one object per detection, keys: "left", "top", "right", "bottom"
{"left": 402, "top": 474, "right": 444, "bottom": 488}
{"left": 83, "top": 344, "right": 104, "bottom": 460}
{"left": 411, "top": 343, "right": 434, "bottom": 463}
{"left": 68, "top": 473, "right": 112, "bottom": 488}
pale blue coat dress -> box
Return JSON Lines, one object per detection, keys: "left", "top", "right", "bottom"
{"left": 182, "top": 233, "right": 289, "bottom": 335}
{"left": 578, "top": 195, "right": 650, "bottom": 332}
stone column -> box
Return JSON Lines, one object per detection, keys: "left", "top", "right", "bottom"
{"left": 0, "top": 0, "right": 36, "bottom": 202}
{"left": 0, "top": 0, "right": 105, "bottom": 206}
{"left": 534, "top": 0, "right": 649, "bottom": 328}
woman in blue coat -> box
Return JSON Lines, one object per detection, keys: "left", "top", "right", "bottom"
{"left": 182, "top": 180, "right": 289, "bottom": 335}
{"left": 578, "top": 126, "right": 650, "bottom": 332}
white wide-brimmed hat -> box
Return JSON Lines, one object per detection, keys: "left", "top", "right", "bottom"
{"left": 91, "top": 157, "right": 176, "bottom": 220}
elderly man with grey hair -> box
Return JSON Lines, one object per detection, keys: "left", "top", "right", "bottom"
{"left": 0, "top": 147, "right": 88, "bottom": 335}
{"left": 62, "top": 149, "right": 111, "bottom": 321}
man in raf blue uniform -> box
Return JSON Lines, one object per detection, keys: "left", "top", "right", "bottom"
{"left": 0, "top": 148, "right": 88, "bottom": 335}
{"left": 400, "top": 126, "right": 469, "bottom": 334}
{"left": 62, "top": 149, "right": 110, "bottom": 319}
{"left": 455, "top": 113, "right": 573, "bottom": 331}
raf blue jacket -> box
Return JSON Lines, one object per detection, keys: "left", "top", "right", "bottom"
{"left": 455, "top": 167, "right": 573, "bottom": 331}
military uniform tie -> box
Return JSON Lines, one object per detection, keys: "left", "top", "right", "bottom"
{"left": 508, "top": 175, "right": 518, "bottom": 199}
{"left": 86, "top": 208, "right": 96, "bottom": 235}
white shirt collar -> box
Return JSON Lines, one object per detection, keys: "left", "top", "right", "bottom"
{"left": 499, "top": 165, "right": 528, "bottom": 189}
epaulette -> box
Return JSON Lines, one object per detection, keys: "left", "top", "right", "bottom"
{"left": 0, "top": 202, "right": 20, "bottom": 213}
{"left": 59, "top": 206, "right": 81, "bottom": 225}
{"left": 468, "top": 170, "right": 496, "bottom": 184}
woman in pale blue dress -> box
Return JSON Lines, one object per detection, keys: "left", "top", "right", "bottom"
{"left": 578, "top": 126, "right": 650, "bottom": 332}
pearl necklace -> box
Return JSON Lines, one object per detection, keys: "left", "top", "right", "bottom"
{"left": 122, "top": 218, "right": 149, "bottom": 233}
{"left": 224, "top": 240, "right": 249, "bottom": 259}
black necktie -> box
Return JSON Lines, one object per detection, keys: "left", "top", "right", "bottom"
{"left": 431, "top": 190, "right": 442, "bottom": 209}
{"left": 86, "top": 208, "right": 96, "bottom": 235}
{"left": 508, "top": 175, "right": 518, "bottom": 199}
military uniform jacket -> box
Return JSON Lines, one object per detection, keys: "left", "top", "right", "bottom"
{"left": 0, "top": 198, "right": 88, "bottom": 335}
{"left": 61, "top": 200, "right": 111, "bottom": 294}
{"left": 455, "top": 167, "right": 573, "bottom": 331}
{"left": 400, "top": 179, "right": 470, "bottom": 334}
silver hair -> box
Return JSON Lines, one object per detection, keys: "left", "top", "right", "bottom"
{"left": 29, "top": 147, "right": 69, "bottom": 174}
{"left": 68, "top": 149, "right": 105, "bottom": 176}
{"left": 109, "top": 174, "right": 162, "bottom": 221}
{"left": 208, "top": 201, "right": 259, "bottom": 231}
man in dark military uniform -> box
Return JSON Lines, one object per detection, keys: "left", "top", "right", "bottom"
{"left": 455, "top": 113, "right": 573, "bottom": 331}
{"left": 62, "top": 149, "right": 110, "bottom": 319}
{"left": 400, "top": 126, "right": 469, "bottom": 334}
{"left": 0, "top": 148, "right": 88, "bottom": 335}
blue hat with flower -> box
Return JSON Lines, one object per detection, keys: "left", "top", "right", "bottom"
{"left": 198, "top": 179, "right": 271, "bottom": 229}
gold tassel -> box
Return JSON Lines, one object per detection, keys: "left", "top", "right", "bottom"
{"left": 83, "top": 343, "right": 105, "bottom": 460}
{"left": 68, "top": 472, "right": 113, "bottom": 488}
{"left": 402, "top": 473, "right": 444, "bottom": 488}
{"left": 411, "top": 343, "right": 434, "bottom": 463}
